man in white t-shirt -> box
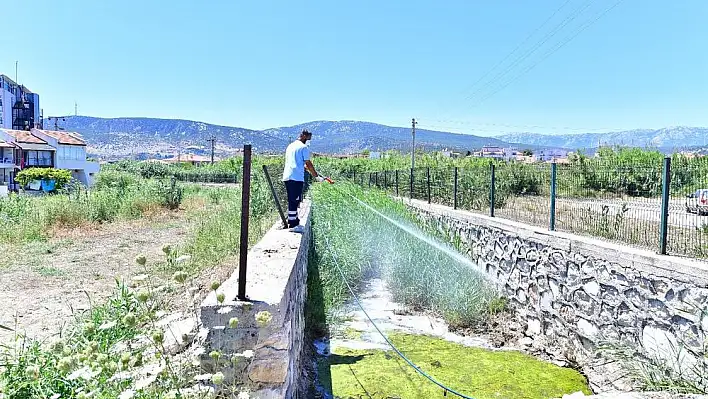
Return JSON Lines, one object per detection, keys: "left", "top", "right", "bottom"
{"left": 282, "top": 129, "right": 326, "bottom": 233}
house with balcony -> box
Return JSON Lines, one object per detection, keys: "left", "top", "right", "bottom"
{"left": 0, "top": 139, "right": 16, "bottom": 196}
{"left": 31, "top": 129, "right": 99, "bottom": 186}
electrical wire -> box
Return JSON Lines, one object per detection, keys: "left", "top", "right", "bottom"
{"left": 467, "top": 0, "right": 625, "bottom": 109}
{"left": 460, "top": 0, "right": 596, "bottom": 105}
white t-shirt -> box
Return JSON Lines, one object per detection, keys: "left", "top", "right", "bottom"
{"left": 282, "top": 140, "right": 311, "bottom": 182}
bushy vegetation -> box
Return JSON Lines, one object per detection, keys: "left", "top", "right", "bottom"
{"left": 310, "top": 182, "right": 500, "bottom": 332}
{"left": 0, "top": 172, "right": 188, "bottom": 243}
{"left": 15, "top": 168, "right": 73, "bottom": 191}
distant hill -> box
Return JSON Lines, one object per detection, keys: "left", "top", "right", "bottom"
{"left": 498, "top": 126, "right": 708, "bottom": 151}
{"left": 51, "top": 116, "right": 516, "bottom": 159}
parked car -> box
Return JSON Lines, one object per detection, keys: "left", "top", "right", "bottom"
{"left": 686, "top": 189, "right": 708, "bottom": 215}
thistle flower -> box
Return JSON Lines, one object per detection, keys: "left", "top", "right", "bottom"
{"left": 255, "top": 311, "right": 273, "bottom": 327}
{"left": 210, "top": 281, "right": 221, "bottom": 291}
{"left": 135, "top": 255, "right": 147, "bottom": 266}
{"left": 229, "top": 317, "right": 239, "bottom": 328}
{"left": 120, "top": 352, "right": 131, "bottom": 365}
{"left": 137, "top": 290, "right": 150, "bottom": 302}
{"left": 50, "top": 340, "right": 64, "bottom": 354}
{"left": 162, "top": 244, "right": 172, "bottom": 255}
{"left": 122, "top": 312, "right": 137, "bottom": 327}
{"left": 172, "top": 271, "right": 188, "bottom": 284}
{"left": 209, "top": 350, "right": 221, "bottom": 361}
{"left": 216, "top": 293, "right": 225, "bottom": 303}
{"left": 26, "top": 365, "right": 40, "bottom": 379}
{"left": 211, "top": 372, "right": 225, "bottom": 385}
{"left": 152, "top": 330, "right": 164, "bottom": 345}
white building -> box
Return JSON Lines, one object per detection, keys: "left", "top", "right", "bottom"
{"left": 0, "top": 75, "right": 40, "bottom": 131}
{"left": 535, "top": 148, "right": 569, "bottom": 162}
{"left": 31, "top": 129, "right": 99, "bottom": 186}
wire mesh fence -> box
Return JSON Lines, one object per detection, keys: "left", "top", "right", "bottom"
{"left": 347, "top": 157, "right": 708, "bottom": 261}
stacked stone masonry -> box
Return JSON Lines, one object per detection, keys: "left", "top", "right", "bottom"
{"left": 199, "top": 201, "right": 311, "bottom": 398}
{"left": 407, "top": 199, "right": 708, "bottom": 392}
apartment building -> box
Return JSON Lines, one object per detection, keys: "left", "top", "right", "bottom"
{"left": 0, "top": 75, "right": 40, "bottom": 131}
{"left": 0, "top": 128, "right": 98, "bottom": 194}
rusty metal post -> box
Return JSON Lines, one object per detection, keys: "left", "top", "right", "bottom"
{"left": 262, "top": 164, "right": 287, "bottom": 229}
{"left": 238, "top": 144, "right": 252, "bottom": 300}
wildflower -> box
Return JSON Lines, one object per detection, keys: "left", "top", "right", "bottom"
{"left": 87, "top": 341, "right": 100, "bottom": 353}
{"left": 229, "top": 317, "right": 239, "bottom": 329}
{"left": 58, "top": 357, "right": 74, "bottom": 373}
{"left": 50, "top": 340, "right": 65, "bottom": 354}
{"left": 210, "top": 281, "right": 221, "bottom": 291}
{"left": 137, "top": 290, "right": 150, "bottom": 303}
{"left": 152, "top": 330, "right": 164, "bottom": 345}
{"left": 172, "top": 271, "right": 188, "bottom": 284}
{"left": 211, "top": 372, "right": 225, "bottom": 385}
{"left": 255, "top": 311, "right": 273, "bottom": 327}
{"left": 120, "top": 352, "right": 131, "bottom": 365}
{"left": 26, "top": 365, "right": 40, "bottom": 379}
{"left": 122, "top": 312, "right": 137, "bottom": 327}
{"left": 135, "top": 255, "right": 147, "bottom": 266}
{"left": 216, "top": 293, "right": 225, "bottom": 303}
{"left": 83, "top": 322, "right": 96, "bottom": 334}
{"left": 162, "top": 244, "right": 172, "bottom": 255}
{"left": 209, "top": 350, "right": 221, "bottom": 361}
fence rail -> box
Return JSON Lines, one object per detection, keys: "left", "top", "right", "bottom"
{"left": 340, "top": 158, "right": 708, "bottom": 260}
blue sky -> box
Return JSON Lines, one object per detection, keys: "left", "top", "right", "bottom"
{"left": 2, "top": 0, "right": 707, "bottom": 136}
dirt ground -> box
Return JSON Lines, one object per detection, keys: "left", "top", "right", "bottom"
{"left": 0, "top": 214, "right": 192, "bottom": 344}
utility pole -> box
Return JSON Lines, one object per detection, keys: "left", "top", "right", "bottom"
{"left": 75, "top": 102, "right": 78, "bottom": 116}
{"left": 411, "top": 118, "right": 417, "bottom": 170}
{"left": 207, "top": 136, "right": 216, "bottom": 164}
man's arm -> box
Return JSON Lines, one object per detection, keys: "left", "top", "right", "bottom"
{"left": 305, "top": 160, "right": 319, "bottom": 178}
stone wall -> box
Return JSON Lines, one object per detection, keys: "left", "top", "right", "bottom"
{"left": 406, "top": 199, "right": 708, "bottom": 392}
{"left": 199, "top": 201, "right": 311, "bottom": 398}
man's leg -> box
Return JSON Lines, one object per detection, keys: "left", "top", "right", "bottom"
{"left": 285, "top": 180, "right": 303, "bottom": 228}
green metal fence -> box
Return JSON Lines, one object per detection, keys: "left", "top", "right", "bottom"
{"left": 341, "top": 158, "right": 708, "bottom": 260}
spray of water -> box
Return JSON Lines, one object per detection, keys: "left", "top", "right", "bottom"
{"left": 346, "top": 192, "right": 493, "bottom": 281}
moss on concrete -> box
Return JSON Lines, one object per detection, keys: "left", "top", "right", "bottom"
{"left": 319, "top": 333, "right": 591, "bottom": 399}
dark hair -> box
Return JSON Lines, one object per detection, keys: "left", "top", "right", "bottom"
{"left": 301, "top": 130, "right": 312, "bottom": 136}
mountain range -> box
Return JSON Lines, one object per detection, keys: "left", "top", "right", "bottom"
{"left": 46, "top": 116, "right": 708, "bottom": 160}
{"left": 498, "top": 126, "right": 708, "bottom": 152}
{"left": 52, "top": 116, "right": 511, "bottom": 159}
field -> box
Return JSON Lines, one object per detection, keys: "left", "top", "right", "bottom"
{"left": 0, "top": 160, "right": 282, "bottom": 398}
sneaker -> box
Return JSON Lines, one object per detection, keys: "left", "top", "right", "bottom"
{"left": 289, "top": 225, "right": 305, "bottom": 234}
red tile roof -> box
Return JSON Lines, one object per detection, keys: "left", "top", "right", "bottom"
{"left": 1, "top": 129, "right": 47, "bottom": 144}
{"left": 34, "top": 129, "right": 86, "bottom": 146}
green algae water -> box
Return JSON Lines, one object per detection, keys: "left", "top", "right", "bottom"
{"left": 318, "top": 333, "right": 591, "bottom": 399}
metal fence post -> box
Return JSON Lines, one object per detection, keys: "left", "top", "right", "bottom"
{"left": 426, "top": 166, "right": 431, "bottom": 204}
{"left": 238, "top": 144, "right": 252, "bottom": 300}
{"left": 549, "top": 162, "right": 557, "bottom": 231}
{"left": 659, "top": 157, "right": 671, "bottom": 255}
{"left": 375, "top": 171, "right": 379, "bottom": 188}
{"left": 383, "top": 170, "right": 388, "bottom": 190}
{"left": 453, "top": 167, "right": 458, "bottom": 210}
{"left": 368, "top": 172, "right": 372, "bottom": 187}
{"left": 262, "top": 165, "right": 287, "bottom": 229}
{"left": 410, "top": 168, "right": 414, "bottom": 199}
{"left": 490, "top": 163, "right": 496, "bottom": 217}
{"left": 395, "top": 170, "right": 399, "bottom": 196}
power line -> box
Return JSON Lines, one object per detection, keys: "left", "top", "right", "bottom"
{"left": 449, "top": 0, "right": 574, "bottom": 106}
{"left": 467, "top": 0, "right": 625, "bottom": 109}
{"left": 460, "top": 0, "right": 595, "bottom": 105}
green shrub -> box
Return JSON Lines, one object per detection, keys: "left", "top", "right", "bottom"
{"left": 15, "top": 168, "right": 73, "bottom": 190}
